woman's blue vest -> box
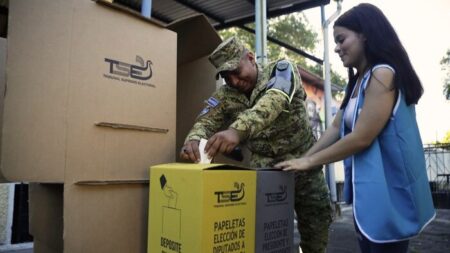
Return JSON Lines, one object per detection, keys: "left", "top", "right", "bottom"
{"left": 340, "top": 64, "right": 435, "bottom": 242}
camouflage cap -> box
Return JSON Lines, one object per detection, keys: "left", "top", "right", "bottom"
{"left": 208, "top": 36, "right": 246, "bottom": 79}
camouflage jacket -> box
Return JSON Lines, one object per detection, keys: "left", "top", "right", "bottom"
{"left": 185, "top": 60, "right": 316, "bottom": 165}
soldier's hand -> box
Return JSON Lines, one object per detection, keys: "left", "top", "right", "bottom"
{"left": 205, "top": 129, "right": 240, "bottom": 159}
{"left": 180, "top": 140, "right": 200, "bottom": 163}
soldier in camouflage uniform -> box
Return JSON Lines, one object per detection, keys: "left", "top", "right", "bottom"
{"left": 180, "top": 37, "right": 332, "bottom": 253}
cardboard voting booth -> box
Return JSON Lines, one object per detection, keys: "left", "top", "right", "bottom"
{"left": 1, "top": 0, "right": 223, "bottom": 183}
{"left": 2, "top": 0, "right": 221, "bottom": 183}
{"left": 148, "top": 163, "right": 294, "bottom": 253}
{"left": 2, "top": 0, "right": 221, "bottom": 252}
{"left": 2, "top": 0, "right": 176, "bottom": 182}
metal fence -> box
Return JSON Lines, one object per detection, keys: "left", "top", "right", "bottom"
{"left": 424, "top": 143, "right": 450, "bottom": 209}
{"left": 424, "top": 143, "right": 450, "bottom": 192}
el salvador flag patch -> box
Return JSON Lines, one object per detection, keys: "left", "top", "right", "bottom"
{"left": 198, "top": 97, "right": 220, "bottom": 118}
{"left": 206, "top": 97, "right": 219, "bottom": 107}
{"left": 198, "top": 107, "right": 210, "bottom": 117}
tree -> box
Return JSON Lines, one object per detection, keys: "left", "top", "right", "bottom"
{"left": 440, "top": 49, "right": 450, "bottom": 100}
{"left": 433, "top": 130, "right": 450, "bottom": 150}
{"left": 218, "top": 13, "right": 346, "bottom": 95}
{"left": 442, "top": 130, "right": 450, "bottom": 143}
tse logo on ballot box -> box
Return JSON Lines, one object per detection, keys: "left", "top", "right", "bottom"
{"left": 148, "top": 163, "right": 294, "bottom": 253}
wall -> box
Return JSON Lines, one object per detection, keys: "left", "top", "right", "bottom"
{"left": 0, "top": 184, "right": 11, "bottom": 245}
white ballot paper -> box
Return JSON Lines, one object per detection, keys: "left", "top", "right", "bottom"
{"left": 198, "top": 138, "right": 212, "bottom": 164}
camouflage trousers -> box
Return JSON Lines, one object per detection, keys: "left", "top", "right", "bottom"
{"left": 294, "top": 168, "right": 332, "bottom": 253}
{"left": 251, "top": 156, "right": 332, "bottom": 253}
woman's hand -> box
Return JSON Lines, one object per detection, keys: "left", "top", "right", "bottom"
{"left": 274, "top": 157, "right": 314, "bottom": 171}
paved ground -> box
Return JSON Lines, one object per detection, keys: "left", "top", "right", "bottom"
{"left": 0, "top": 248, "right": 31, "bottom": 253}
{"left": 1, "top": 206, "right": 449, "bottom": 253}
{"left": 326, "top": 205, "right": 450, "bottom": 253}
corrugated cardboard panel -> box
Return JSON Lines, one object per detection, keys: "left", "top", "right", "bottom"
{"left": 64, "top": 183, "right": 149, "bottom": 253}
{"left": 202, "top": 170, "right": 256, "bottom": 253}
{"left": 29, "top": 183, "right": 63, "bottom": 252}
{"left": 148, "top": 163, "right": 256, "bottom": 253}
{"left": 167, "top": 14, "right": 222, "bottom": 65}
{"left": 255, "top": 171, "right": 294, "bottom": 252}
{"left": 3, "top": 0, "right": 72, "bottom": 181}
{"left": 33, "top": 240, "right": 61, "bottom": 253}
{"left": 29, "top": 182, "right": 148, "bottom": 253}
{"left": 168, "top": 15, "right": 221, "bottom": 161}
{"left": 65, "top": 0, "right": 176, "bottom": 181}
{"left": 2, "top": 0, "right": 177, "bottom": 182}
{"left": 176, "top": 56, "right": 218, "bottom": 156}
{"left": 0, "top": 38, "right": 6, "bottom": 182}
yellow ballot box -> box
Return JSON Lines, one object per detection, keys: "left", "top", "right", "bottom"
{"left": 148, "top": 163, "right": 294, "bottom": 253}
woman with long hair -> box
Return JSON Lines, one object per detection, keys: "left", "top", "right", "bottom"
{"left": 275, "top": 3, "right": 435, "bottom": 253}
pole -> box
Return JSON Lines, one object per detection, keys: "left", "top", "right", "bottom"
{"left": 255, "top": 0, "right": 267, "bottom": 65}
{"left": 321, "top": 1, "right": 342, "bottom": 203}
{"left": 141, "top": 0, "right": 152, "bottom": 18}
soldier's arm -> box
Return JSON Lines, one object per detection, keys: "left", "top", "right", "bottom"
{"left": 184, "top": 88, "right": 228, "bottom": 143}
{"left": 181, "top": 89, "right": 228, "bottom": 162}
{"left": 229, "top": 91, "right": 287, "bottom": 140}
{"left": 229, "top": 60, "right": 300, "bottom": 139}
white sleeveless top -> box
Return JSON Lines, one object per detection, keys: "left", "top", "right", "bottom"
{"left": 344, "top": 96, "right": 357, "bottom": 129}
{"left": 343, "top": 64, "right": 396, "bottom": 129}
